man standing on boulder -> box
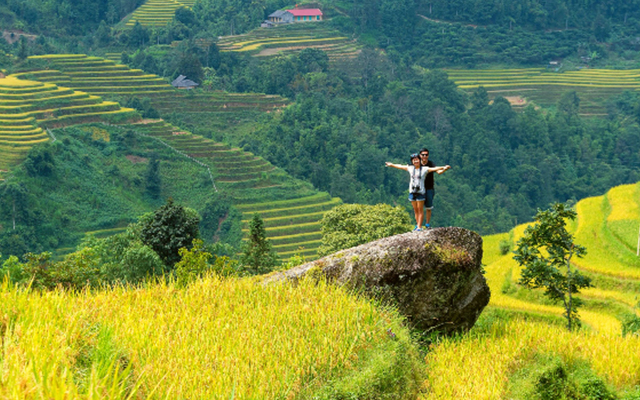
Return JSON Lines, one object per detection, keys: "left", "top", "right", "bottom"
{"left": 419, "top": 148, "right": 450, "bottom": 228}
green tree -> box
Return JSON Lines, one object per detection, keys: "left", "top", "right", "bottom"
{"left": 513, "top": 203, "right": 591, "bottom": 331}
{"left": 17, "top": 36, "right": 28, "bottom": 60}
{"left": 175, "top": 238, "right": 213, "bottom": 286}
{"left": 95, "top": 20, "right": 111, "bottom": 47}
{"left": 558, "top": 91, "right": 581, "bottom": 116}
{"left": 318, "top": 203, "right": 412, "bottom": 256}
{"left": 0, "top": 181, "right": 28, "bottom": 231}
{"left": 139, "top": 199, "right": 201, "bottom": 267}
{"left": 145, "top": 154, "right": 161, "bottom": 200}
{"left": 23, "top": 143, "right": 55, "bottom": 177}
{"left": 129, "top": 21, "right": 150, "bottom": 47}
{"left": 239, "top": 214, "right": 279, "bottom": 275}
{"left": 175, "top": 52, "right": 204, "bottom": 84}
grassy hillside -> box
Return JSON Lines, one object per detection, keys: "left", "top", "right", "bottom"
{"left": 0, "top": 74, "right": 138, "bottom": 180}
{"left": 127, "top": 120, "right": 341, "bottom": 260}
{"left": 0, "top": 276, "right": 423, "bottom": 399}
{"left": 7, "top": 54, "right": 339, "bottom": 260}
{"left": 423, "top": 182, "right": 640, "bottom": 398}
{"left": 445, "top": 67, "right": 640, "bottom": 116}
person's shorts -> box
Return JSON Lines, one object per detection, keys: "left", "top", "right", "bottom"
{"left": 408, "top": 192, "right": 426, "bottom": 202}
{"left": 424, "top": 189, "right": 435, "bottom": 209}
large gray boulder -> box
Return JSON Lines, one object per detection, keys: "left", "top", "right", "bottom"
{"left": 266, "top": 227, "right": 491, "bottom": 334}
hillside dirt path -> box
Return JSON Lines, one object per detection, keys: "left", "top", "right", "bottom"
{"left": 417, "top": 14, "right": 480, "bottom": 28}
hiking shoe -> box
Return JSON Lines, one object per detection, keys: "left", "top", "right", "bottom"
{"left": 425, "top": 224, "right": 431, "bottom": 228}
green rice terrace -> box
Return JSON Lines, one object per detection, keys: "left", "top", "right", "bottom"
{"left": 0, "top": 75, "right": 138, "bottom": 180}
{"left": 16, "top": 54, "right": 174, "bottom": 98}
{"left": 445, "top": 68, "right": 640, "bottom": 116}
{"left": 16, "top": 55, "right": 288, "bottom": 112}
{"left": 217, "top": 23, "right": 361, "bottom": 62}
{"left": 122, "top": 120, "right": 342, "bottom": 260}
{"left": 124, "top": 0, "right": 195, "bottom": 28}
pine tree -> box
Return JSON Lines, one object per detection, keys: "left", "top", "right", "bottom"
{"left": 145, "top": 154, "right": 161, "bottom": 200}
{"left": 239, "top": 214, "right": 280, "bottom": 275}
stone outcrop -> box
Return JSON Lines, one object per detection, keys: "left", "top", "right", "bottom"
{"left": 266, "top": 227, "right": 491, "bottom": 334}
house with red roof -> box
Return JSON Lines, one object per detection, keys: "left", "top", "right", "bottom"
{"left": 264, "top": 7, "right": 323, "bottom": 26}
{"left": 287, "top": 8, "right": 323, "bottom": 22}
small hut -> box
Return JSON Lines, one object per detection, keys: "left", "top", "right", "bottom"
{"left": 171, "top": 75, "right": 199, "bottom": 90}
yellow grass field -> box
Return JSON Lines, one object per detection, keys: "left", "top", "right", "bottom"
{"left": 0, "top": 276, "right": 416, "bottom": 399}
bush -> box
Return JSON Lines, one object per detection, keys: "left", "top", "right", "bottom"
{"left": 499, "top": 239, "right": 511, "bottom": 255}
{"left": 623, "top": 314, "right": 640, "bottom": 337}
{"left": 318, "top": 203, "right": 411, "bottom": 256}
{"left": 175, "top": 239, "right": 212, "bottom": 287}
{"left": 508, "top": 354, "right": 618, "bottom": 400}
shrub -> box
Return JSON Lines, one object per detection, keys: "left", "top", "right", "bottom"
{"left": 318, "top": 203, "right": 411, "bottom": 256}
{"left": 175, "top": 239, "right": 212, "bottom": 287}
{"left": 499, "top": 239, "right": 511, "bottom": 255}
{"left": 622, "top": 314, "right": 640, "bottom": 337}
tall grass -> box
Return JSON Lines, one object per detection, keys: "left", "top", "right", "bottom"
{"left": 422, "top": 316, "right": 640, "bottom": 399}
{"left": 0, "top": 275, "right": 418, "bottom": 399}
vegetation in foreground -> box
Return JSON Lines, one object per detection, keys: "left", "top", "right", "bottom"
{"left": 0, "top": 275, "right": 423, "bottom": 399}
{"left": 1, "top": 184, "right": 639, "bottom": 399}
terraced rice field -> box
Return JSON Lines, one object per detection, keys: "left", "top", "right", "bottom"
{"left": 15, "top": 54, "right": 315, "bottom": 256}
{"left": 445, "top": 68, "right": 640, "bottom": 115}
{"left": 482, "top": 182, "right": 640, "bottom": 335}
{"left": 151, "top": 92, "right": 288, "bottom": 113}
{"left": 0, "top": 75, "right": 138, "bottom": 176}
{"left": 236, "top": 193, "right": 343, "bottom": 259}
{"left": 18, "top": 55, "right": 289, "bottom": 112}
{"left": 217, "top": 23, "right": 361, "bottom": 61}
{"left": 426, "top": 184, "right": 640, "bottom": 397}
{"left": 130, "top": 120, "right": 341, "bottom": 259}
{"left": 19, "top": 55, "right": 175, "bottom": 98}
{"left": 125, "top": 0, "right": 195, "bottom": 27}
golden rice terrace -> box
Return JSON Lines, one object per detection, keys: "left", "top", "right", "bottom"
{"left": 0, "top": 75, "right": 138, "bottom": 180}
{"left": 446, "top": 67, "right": 640, "bottom": 116}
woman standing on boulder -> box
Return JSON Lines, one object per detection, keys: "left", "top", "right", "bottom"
{"left": 386, "top": 154, "right": 450, "bottom": 231}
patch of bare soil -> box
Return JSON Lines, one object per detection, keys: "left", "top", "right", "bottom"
{"left": 504, "top": 96, "right": 527, "bottom": 106}
{"left": 132, "top": 119, "right": 163, "bottom": 124}
{"left": 126, "top": 155, "right": 148, "bottom": 164}
{"left": 2, "top": 30, "right": 37, "bottom": 44}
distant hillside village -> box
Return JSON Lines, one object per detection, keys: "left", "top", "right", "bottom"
{"left": 262, "top": 7, "right": 323, "bottom": 27}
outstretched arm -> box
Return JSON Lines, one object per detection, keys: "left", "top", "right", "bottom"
{"left": 427, "top": 165, "right": 451, "bottom": 174}
{"left": 385, "top": 162, "right": 409, "bottom": 171}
